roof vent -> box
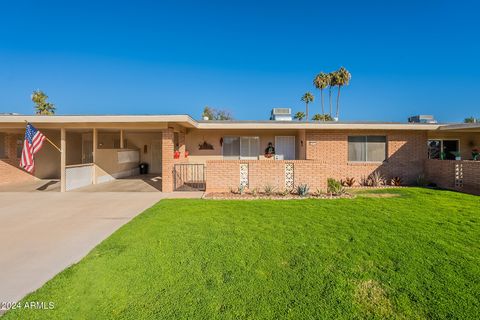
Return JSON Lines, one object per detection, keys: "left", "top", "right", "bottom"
{"left": 270, "top": 108, "right": 292, "bottom": 121}
{"left": 408, "top": 115, "right": 437, "bottom": 124}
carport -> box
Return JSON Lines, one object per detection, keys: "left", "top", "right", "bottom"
{"left": 0, "top": 115, "right": 193, "bottom": 193}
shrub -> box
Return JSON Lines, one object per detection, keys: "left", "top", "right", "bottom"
{"left": 360, "top": 176, "right": 371, "bottom": 187}
{"left": 238, "top": 184, "right": 246, "bottom": 195}
{"left": 341, "top": 177, "right": 355, "bottom": 187}
{"left": 296, "top": 184, "right": 310, "bottom": 197}
{"left": 278, "top": 189, "right": 290, "bottom": 196}
{"left": 327, "top": 178, "right": 345, "bottom": 195}
{"left": 390, "top": 177, "right": 402, "bottom": 186}
{"left": 250, "top": 187, "right": 259, "bottom": 196}
{"left": 263, "top": 184, "right": 276, "bottom": 196}
{"left": 369, "top": 172, "right": 385, "bottom": 187}
{"left": 416, "top": 174, "right": 427, "bottom": 187}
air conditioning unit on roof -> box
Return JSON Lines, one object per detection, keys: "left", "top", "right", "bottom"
{"left": 270, "top": 108, "right": 292, "bottom": 121}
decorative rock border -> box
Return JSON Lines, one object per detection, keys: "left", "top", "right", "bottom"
{"left": 203, "top": 192, "right": 355, "bottom": 200}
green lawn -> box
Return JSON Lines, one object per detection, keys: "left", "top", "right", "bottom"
{"left": 5, "top": 188, "right": 480, "bottom": 319}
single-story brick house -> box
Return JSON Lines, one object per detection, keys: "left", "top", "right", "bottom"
{"left": 0, "top": 114, "right": 479, "bottom": 194}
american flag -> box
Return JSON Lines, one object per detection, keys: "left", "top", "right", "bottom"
{"left": 20, "top": 123, "right": 46, "bottom": 173}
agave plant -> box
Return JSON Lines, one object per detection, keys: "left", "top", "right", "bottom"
{"left": 327, "top": 178, "right": 345, "bottom": 195}
{"left": 263, "top": 184, "right": 276, "bottom": 196}
{"left": 238, "top": 184, "right": 246, "bottom": 195}
{"left": 360, "top": 176, "right": 371, "bottom": 187}
{"left": 341, "top": 177, "right": 355, "bottom": 187}
{"left": 296, "top": 184, "right": 310, "bottom": 197}
{"left": 390, "top": 177, "right": 402, "bottom": 186}
{"left": 369, "top": 172, "right": 385, "bottom": 187}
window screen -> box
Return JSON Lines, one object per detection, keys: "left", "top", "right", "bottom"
{"left": 348, "top": 136, "right": 386, "bottom": 162}
{"left": 240, "top": 137, "right": 259, "bottom": 160}
{"left": 222, "top": 137, "right": 240, "bottom": 159}
{"left": 222, "top": 136, "right": 259, "bottom": 160}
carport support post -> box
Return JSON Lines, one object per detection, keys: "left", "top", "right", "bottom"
{"left": 93, "top": 128, "right": 97, "bottom": 184}
{"left": 60, "top": 128, "right": 66, "bottom": 192}
{"left": 120, "top": 129, "right": 124, "bottom": 149}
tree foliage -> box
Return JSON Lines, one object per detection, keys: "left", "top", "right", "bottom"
{"left": 32, "top": 90, "right": 55, "bottom": 115}
{"left": 300, "top": 92, "right": 314, "bottom": 122}
{"left": 202, "top": 106, "right": 233, "bottom": 120}
{"left": 311, "top": 113, "right": 334, "bottom": 121}
{"left": 294, "top": 111, "right": 306, "bottom": 121}
{"left": 313, "top": 72, "right": 329, "bottom": 115}
{"left": 464, "top": 116, "right": 478, "bottom": 123}
{"left": 312, "top": 67, "right": 351, "bottom": 119}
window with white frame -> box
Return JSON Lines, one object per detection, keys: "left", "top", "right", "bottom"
{"left": 222, "top": 136, "right": 259, "bottom": 160}
{"left": 348, "top": 136, "right": 387, "bottom": 162}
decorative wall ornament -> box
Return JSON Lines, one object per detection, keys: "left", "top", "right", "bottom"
{"left": 198, "top": 141, "right": 214, "bottom": 150}
{"left": 240, "top": 163, "right": 249, "bottom": 188}
{"left": 285, "top": 163, "right": 294, "bottom": 190}
{"left": 455, "top": 163, "right": 463, "bottom": 188}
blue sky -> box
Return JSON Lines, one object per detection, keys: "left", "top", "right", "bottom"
{"left": 0, "top": 0, "right": 479, "bottom": 122}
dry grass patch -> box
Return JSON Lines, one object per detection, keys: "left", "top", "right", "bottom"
{"left": 355, "top": 279, "right": 393, "bottom": 318}
{"left": 357, "top": 193, "right": 401, "bottom": 198}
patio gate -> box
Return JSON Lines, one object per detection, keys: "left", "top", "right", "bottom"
{"left": 173, "top": 164, "right": 206, "bottom": 191}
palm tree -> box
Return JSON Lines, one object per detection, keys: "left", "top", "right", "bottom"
{"left": 311, "top": 113, "right": 333, "bottom": 121}
{"left": 334, "top": 67, "right": 351, "bottom": 119}
{"left": 294, "top": 111, "right": 306, "bottom": 121}
{"left": 313, "top": 72, "right": 329, "bottom": 115}
{"left": 328, "top": 72, "right": 338, "bottom": 117}
{"left": 300, "top": 92, "right": 314, "bottom": 122}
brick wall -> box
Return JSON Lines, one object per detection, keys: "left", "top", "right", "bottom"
{"left": 425, "top": 159, "right": 480, "bottom": 195}
{"left": 162, "top": 129, "right": 188, "bottom": 192}
{"left": 205, "top": 130, "right": 428, "bottom": 192}
{"left": 0, "top": 133, "right": 36, "bottom": 185}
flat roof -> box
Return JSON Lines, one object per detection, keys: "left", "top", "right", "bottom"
{"left": 0, "top": 114, "right": 473, "bottom": 131}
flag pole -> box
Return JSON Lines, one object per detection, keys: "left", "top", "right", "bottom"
{"left": 24, "top": 120, "right": 62, "bottom": 153}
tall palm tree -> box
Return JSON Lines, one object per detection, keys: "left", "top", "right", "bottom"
{"left": 301, "top": 92, "right": 314, "bottom": 122}
{"left": 334, "top": 67, "right": 351, "bottom": 119}
{"left": 313, "top": 72, "right": 329, "bottom": 115}
{"left": 328, "top": 72, "right": 339, "bottom": 117}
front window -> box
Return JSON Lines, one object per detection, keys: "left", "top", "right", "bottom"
{"left": 428, "top": 140, "right": 459, "bottom": 160}
{"left": 348, "top": 136, "right": 387, "bottom": 162}
{"left": 222, "top": 136, "right": 259, "bottom": 160}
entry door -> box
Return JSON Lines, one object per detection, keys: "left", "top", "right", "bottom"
{"left": 275, "top": 136, "right": 295, "bottom": 160}
{"left": 150, "top": 140, "right": 162, "bottom": 174}
{"left": 82, "top": 138, "right": 93, "bottom": 164}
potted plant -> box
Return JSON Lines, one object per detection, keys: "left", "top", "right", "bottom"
{"left": 472, "top": 148, "right": 479, "bottom": 160}
{"left": 451, "top": 151, "right": 461, "bottom": 161}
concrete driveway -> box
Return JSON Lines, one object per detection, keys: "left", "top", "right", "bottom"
{"left": 0, "top": 191, "right": 201, "bottom": 307}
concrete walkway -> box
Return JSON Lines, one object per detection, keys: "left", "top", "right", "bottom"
{"left": 0, "top": 191, "right": 203, "bottom": 307}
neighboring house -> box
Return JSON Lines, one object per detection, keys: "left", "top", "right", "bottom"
{"left": 0, "top": 114, "right": 479, "bottom": 194}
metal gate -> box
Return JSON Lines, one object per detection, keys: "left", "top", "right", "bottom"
{"left": 174, "top": 164, "right": 206, "bottom": 191}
